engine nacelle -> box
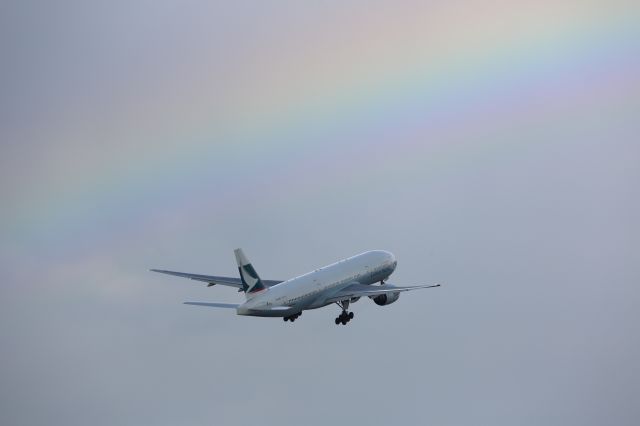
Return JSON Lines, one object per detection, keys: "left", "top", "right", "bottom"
{"left": 371, "top": 291, "right": 400, "bottom": 306}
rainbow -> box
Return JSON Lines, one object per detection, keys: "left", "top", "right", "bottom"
{"left": 4, "top": 6, "right": 638, "bottom": 252}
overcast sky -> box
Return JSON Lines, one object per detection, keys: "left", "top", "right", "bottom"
{"left": 1, "top": 1, "right": 639, "bottom": 425}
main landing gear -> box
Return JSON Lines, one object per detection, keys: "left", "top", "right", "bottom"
{"left": 334, "top": 300, "right": 354, "bottom": 325}
{"left": 284, "top": 312, "right": 301, "bottom": 322}
{"left": 335, "top": 311, "right": 354, "bottom": 325}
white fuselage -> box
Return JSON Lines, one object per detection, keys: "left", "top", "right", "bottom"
{"left": 237, "top": 250, "right": 397, "bottom": 316}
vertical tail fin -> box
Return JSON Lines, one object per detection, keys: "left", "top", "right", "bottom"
{"left": 234, "top": 248, "right": 267, "bottom": 298}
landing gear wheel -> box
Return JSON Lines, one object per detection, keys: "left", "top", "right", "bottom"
{"left": 334, "top": 300, "right": 356, "bottom": 325}
{"left": 284, "top": 317, "right": 288, "bottom": 322}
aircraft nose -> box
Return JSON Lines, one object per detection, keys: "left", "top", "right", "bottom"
{"left": 386, "top": 252, "right": 397, "bottom": 269}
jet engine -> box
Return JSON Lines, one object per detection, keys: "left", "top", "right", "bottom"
{"left": 371, "top": 291, "right": 400, "bottom": 306}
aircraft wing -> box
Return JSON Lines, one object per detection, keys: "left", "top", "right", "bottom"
{"left": 325, "top": 282, "right": 440, "bottom": 303}
{"left": 183, "top": 302, "right": 239, "bottom": 308}
{"left": 150, "top": 269, "right": 283, "bottom": 289}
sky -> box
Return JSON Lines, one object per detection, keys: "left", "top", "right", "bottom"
{"left": 1, "top": 1, "right": 639, "bottom": 425}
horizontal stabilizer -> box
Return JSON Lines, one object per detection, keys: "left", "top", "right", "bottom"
{"left": 183, "top": 302, "right": 239, "bottom": 309}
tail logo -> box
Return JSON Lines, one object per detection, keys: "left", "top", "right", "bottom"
{"left": 239, "top": 263, "right": 266, "bottom": 294}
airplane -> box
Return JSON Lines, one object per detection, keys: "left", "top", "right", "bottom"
{"left": 151, "top": 249, "right": 440, "bottom": 325}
